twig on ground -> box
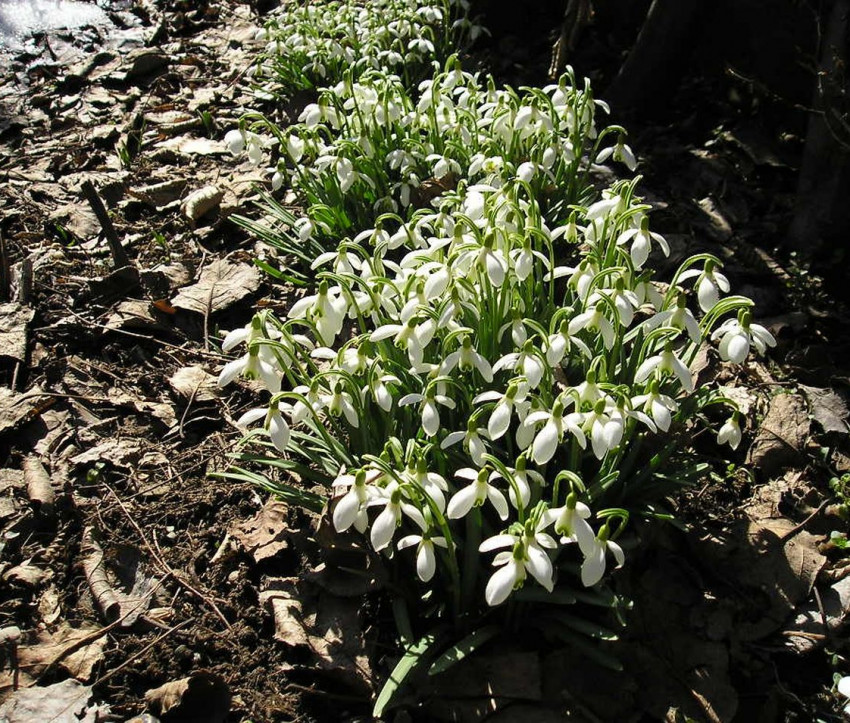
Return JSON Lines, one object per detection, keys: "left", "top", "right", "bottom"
{"left": 81, "top": 181, "right": 132, "bottom": 268}
{"left": 779, "top": 497, "right": 832, "bottom": 544}
{"left": 94, "top": 618, "right": 194, "bottom": 686}
{"left": 105, "top": 485, "right": 233, "bottom": 630}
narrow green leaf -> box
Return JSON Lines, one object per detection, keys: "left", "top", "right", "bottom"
{"left": 428, "top": 625, "right": 499, "bottom": 676}
{"left": 373, "top": 634, "right": 437, "bottom": 718}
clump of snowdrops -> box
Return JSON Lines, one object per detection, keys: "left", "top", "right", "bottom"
{"left": 226, "top": 61, "right": 628, "bottom": 284}
{"left": 220, "top": 165, "right": 775, "bottom": 614}
{"left": 249, "top": 0, "right": 484, "bottom": 98}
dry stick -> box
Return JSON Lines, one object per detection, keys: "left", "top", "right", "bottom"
{"left": 94, "top": 618, "right": 194, "bottom": 687}
{"left": 81, "top": 180, "right": 132, "bottom": 268}
{"left": 105, "top": 485, "right": 233, "bottom": 630}
{"left": 779, "top": 497, "right": 832, "bottom": 544}
{"left": 0, "top": 228, "right": 10, "bottom": 301}
{"left": 34, "top": 595, "right": 155, "bottom": 685}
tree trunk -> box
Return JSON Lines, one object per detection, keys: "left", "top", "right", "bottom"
{"left": 604, "top": 0, "right": 701, "bottom": 115}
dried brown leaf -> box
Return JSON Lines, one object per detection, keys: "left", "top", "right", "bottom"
{"left": 170, "top": 257, "right": 260, "bottom": 315}
{"left": 260, "top": 577, "right": 372, "bottom": 691}
{"left": 168, "top": 365, "right": 219, "bottom": 403}
{"left": 0, "top": 303, "right": 33, "bottom": 363}
{"left": 17, "top": 623, "right": 106, "bottom": 681}
{"left": 231, "top": 498, "right": 290, "bottom": 563}
{"left": 0, "top": 679, "right": 108, "bottom": 722}
{"left": 145, "top": 672, "right": 230, "bottom": 722}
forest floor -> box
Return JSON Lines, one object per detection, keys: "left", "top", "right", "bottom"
{"left": 0, "top": 1, "right": 849, "bottom": 721}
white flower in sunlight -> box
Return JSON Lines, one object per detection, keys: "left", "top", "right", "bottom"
{"left": 288, "top": 281, "right": 347, "bottom": 345}
{"left": 616, "top": 219, "right": 669, "bottom": 269}
{"left": 286, "top": 134, "right": 304, "bottom": 162}
{"left": 368, "top": 481, "right": 426, "bottom": 552}
{"left": 398, "top": 530, "right": 448, "bottom": 582}
{"left": 711, "top": 315, "right": 776, "bottom": 364}
{"left": 479, "top": 525, "right": 555, "bottom": 606}
{"left": 635, "top": 345, "right": 694, "bottom": 393}
{"left": 595, "top": 137, "right": 637, "bottom": 172}
{"left": 545, "top": 495, "right": 595, "bottom": 549}
{"left": 473, "top": 381, "right": 529, "bottom": 441}
{"left": 581, "top": 400, "right": 625, "bottom": 460}
{"left": 642, "top": 294, "right": 701, "bottom": 344}
{"left": 218, "top": 346, "right": 281, "bottom": 393}
{"left": 441, "top": 424, "right": 489, "bottom": 466}
{"left": 632, "top": 382, "right": 679, "bottom": 432}
{"left": 440, "top": 336, "right": 493, "bottom": 382}
{"left": 399, "top": 391, "right": 456, "bottom": 437}
{"left": 493, "top": 343, "right": 546, "bottom": 389}
{"left": 546, "top": 320, "right": 591, "bottom": 366}
{"left": 679, "top": 261, "right": 730, "bottom": 312}
{"left": 332, "top": 469, "right": 380, "bottom": 533}
{"left": 370, "top": 317, "right": 436, "bottom": 367}
{"left": 224, "top": 128, "right": 246, "bottom": 155}
{"left": 236, "top": 403, "right": 291, "bottom": 453}
{"left": 525, "top": 399, "right": 587, "bottom": 465}
{"left": 717, "top": 414, "right": 742, "bottom": 450}
{"left": 447, "top": 467, "right": 509, "bottom": 520}
{"left": 336, "top": 157, "right": 357, "bottom": 192}
{"left": 568, "top": 303, "right": 616, "bottom": 350}
{"left": 321, "top": 383, "right": 359, "bottom": 427}
{"left": 580, "top": 524, "right": 625, "bottom": 587}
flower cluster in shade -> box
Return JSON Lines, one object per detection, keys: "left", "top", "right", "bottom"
{"left": 218, "top": 166, "right": 775, "bottom": 606}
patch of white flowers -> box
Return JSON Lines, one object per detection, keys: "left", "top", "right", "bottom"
{"left": 249, "top": 0, "right": 485, "bottom": 97}
{"left": 219, "top": 171, "right": 775, "bottom": 610}
{"left": 228, "top": 62, "right": 622, "bottom": 260}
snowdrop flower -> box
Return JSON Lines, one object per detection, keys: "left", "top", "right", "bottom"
{"left": 322, "top": 383, "right": 359, "bottom": 427}
{"left": 525, "top": 397, "right": 587, "bottom": 465}
{"left": 440, "top": 336, "right": 494, "bottom": 382}
{"left": 399, "top": 390, "right": 456, "bottom": 437}
{"left": 711, "top": 312, "right": 776, "bottom": 364}
{"left": 479, "top": 522, "right": 555, "bottom": 606}
{"left": 286, "top": 134, "right": 304, "bottom": 162}
{"left": 447, "top": 467, "right": 509, "bottom": 520}
{"left": 332, "top": 468, "right": 379, "bottom": 533}
{"left": 580, "top": 523, "right": 625, "bottom": 587}
{"left": 364, "top": 365, "right": 398, "bottom": 412}
{"left": 493, "top": 341, "right": 546, "bottom": 389}
{"left": 568, "top": 302, "right": 616, "bottom": 350}
{"left": 370, "top": 316, "right": 436, "bottom": 366}
{"left": 587, "top": 280, "right": 640, "bottom": 328}
{"left": 635, "top": 343, "right": 694, "bottom": 393}
{"left": 403, "top": 457, "right": 449, "bottom": 513}
{"left": 224, "top": 128, "right": 247, "bottom": 155}
{"left": 546, "top": 319, "right": 591, "bottom": 366}
{"left": 288, "top": 281, "right": 347, "bottom": 345}
{"left": 581, "top": 399, "right": 625, "bottom": 460}
{"left": 473, "top": 381, "right": 528, "bottom": 441}
{"left": 616, "top": 216, "right": 669, "bottom": 268}
{"left": 595, "top": 136, "right": 637, "bottom": 172}
{"left": 493, "top": 455, "right": 543, "bottom": 509}
{"left": 441, "top": 421, "right": 489, "bottom": 466}
{"left": 398, "top": 528, "right": 448, "bottom": 582}
{"left": 717, "top": 413, "right": 742, "bottom": 450}
{"left": 643, "top": 293, "right": 701, "bottom": 344}
{"left": 510, "top": 239, "right": 550, "bottom": 282}
{"left": 218, "top": 344, "right": 281, "bottom": 392}
{"left": 679, "top": 260, "right": 730, "bottom": 312}
{"left": 632, "top": 381, "right": 679, "bottom": 432}
{"left": 545, "top": 493, "right": 595, "bottom": 549}
{"left": 236, "top": 402, "right": 291, "bottom": 453}
{"left": 368, "top": 481, "right": 426, "bottom": 551}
